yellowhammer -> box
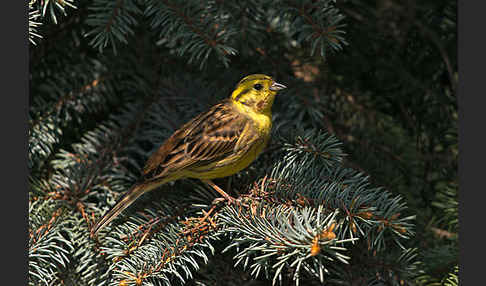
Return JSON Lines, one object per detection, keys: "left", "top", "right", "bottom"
{"left": 91, "top": 74, "right": 286, "bottom": 237}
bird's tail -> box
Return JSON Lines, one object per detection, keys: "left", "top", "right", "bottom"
{"left": 90, "top": 179, "right": 168, "bottom": 237}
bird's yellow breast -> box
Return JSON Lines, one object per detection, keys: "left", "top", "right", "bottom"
{"left": 232, "top": 100, "right": 273, "bottom": 135}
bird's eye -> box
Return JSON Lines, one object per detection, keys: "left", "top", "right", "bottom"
{"left": 253, "top": 83, "right": 263, "bottom": 90}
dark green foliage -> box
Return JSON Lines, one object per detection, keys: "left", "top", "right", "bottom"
{"left": 85, "top": 0, "right": 143, "bottom": 54}
{"left": 29, "top": 0, "right": 457, "bottom": 285}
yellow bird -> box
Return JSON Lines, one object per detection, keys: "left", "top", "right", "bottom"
{"left": 91, "top": 74, "right": 286, "bottom": 237}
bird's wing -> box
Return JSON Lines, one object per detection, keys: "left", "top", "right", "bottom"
{"left": 142, "top": 101, "right": 254, "bottom": 181}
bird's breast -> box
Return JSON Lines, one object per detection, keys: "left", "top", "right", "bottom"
{"left": 250, "top": 112, "right": 272, "bottom": 136}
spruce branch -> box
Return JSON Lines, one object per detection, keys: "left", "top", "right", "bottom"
{"left": 205, "top": 129, "right": 415, "bottom": 285}
{"left": 99, "top": 189, "right": 223, "bottom": 286}
{"left": 145, "top": 0, "right": 238, "bottom": 68}
{"left": 29, "top": 199, "right": 73, "bottom": 285}
{"left": 48, "top": 101, "right": 151, "bottom": 214}
{"left": 276, "top": 0, "right": 347, "bottom": 57}
{"left": 85, "top": 0, "right": 143, "bottom": 54}
{"left": 340, "top": 247, "right": 418, "bottom": 286}
{"left": 29, "top": 2, "right": 43, "bottom": 45}
{"left": 30, "top": 0, "right": 77, "bottom": 25}
{"left": 28, "top": 90, "right": 172, "bottom": 283}
{"left": 220, "top": 204, "right": 353, "bottom": 285}
{"left": 29, "top": 69, "right": 115, "bottom": 173}
{"left": 431, "top": 183, "right": 458, "bottom": 233}
{"left": 443, "top": 265, "right": 458, "bottom": 286}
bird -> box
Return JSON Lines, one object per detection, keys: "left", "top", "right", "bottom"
{"left": 90, "top": 74, "right": 286, "bottom": 237}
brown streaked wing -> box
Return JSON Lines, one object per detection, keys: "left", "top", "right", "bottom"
{"left": 183, "top": 104, "right": 249, "bottom": 162}
{"left": 141, "top": 100, "right": 252, "bottom": 181}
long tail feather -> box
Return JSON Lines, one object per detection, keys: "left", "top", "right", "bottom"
{"left": 90, "top": 180, "right": 167, "bottom": 237}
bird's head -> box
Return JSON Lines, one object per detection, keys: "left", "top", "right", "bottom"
{"left": 231, "top": 74, "right": 286, "bottom": 114}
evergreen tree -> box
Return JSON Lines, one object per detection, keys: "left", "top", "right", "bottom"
{"left": 29, "top": 0, "right": 457, "bottom": 285}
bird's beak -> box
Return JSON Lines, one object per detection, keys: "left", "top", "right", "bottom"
{"left": 269, "top": 81, "right": 287, "bottom": 91}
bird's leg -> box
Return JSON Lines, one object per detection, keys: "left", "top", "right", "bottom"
{"left": 202, "top": 179, "right": 236, "bottom": 204}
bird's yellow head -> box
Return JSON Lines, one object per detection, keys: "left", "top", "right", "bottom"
{"left": 231, "top": 74, "right": 286, "bottom": 114}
